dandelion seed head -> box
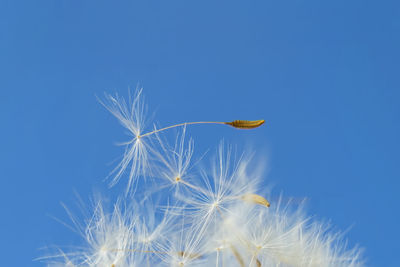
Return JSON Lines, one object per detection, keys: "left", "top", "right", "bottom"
{"left": 43, "top": 88, "right": 364, "bottom": 267}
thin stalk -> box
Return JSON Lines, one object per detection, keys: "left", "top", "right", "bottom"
{"left": 138, "top": 119, "right": 265, "bottom": 138}
{"left": 108, "top": 248, "right": 168, "bottom": 254}
{"left": 139, "top": 121, "right": 227, "bottom": 138}
{"left": 230, "top": 245, "right": 245, "bottom": 267}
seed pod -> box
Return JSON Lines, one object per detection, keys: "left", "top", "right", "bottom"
{"left": 225, "top": 120, "right": 265, "bottom": 129}
{"left": 241, "top": 193, "right": 270, "bottom": 207}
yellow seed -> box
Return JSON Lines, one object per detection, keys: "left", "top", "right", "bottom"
{"left": 241, "top": 194, "right": 270, "bottom": 207}
{"left": 225, "top": 120, "right": 265, "bottom": 129}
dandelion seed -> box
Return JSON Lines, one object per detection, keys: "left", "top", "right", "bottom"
{"left": 158, "top": 220, "right": 206, "bottom": 267}
{"left": 134, "top": 201, "right": 174, "bottom": 263}
{"left": 241, "top": 193, "right": 270, "bottom": 208}
{"left": 100, "top": 86, "right": 264, "bottom": 195}
{"left": 40, "top": 197, "right": 141, "bottom": 266}
{"left": 153, "top": 126, "right": 197, "bottom": 193}
{"left": 178, "top": 143, "right": 261, "bottom": 239}
{"left": 239, "top": 198, "right": 364, "bottom": 267}
{"left": 225, "top": 120, "right": 265, "bottom": 129}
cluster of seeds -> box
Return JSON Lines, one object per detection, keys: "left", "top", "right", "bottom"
{"left": 40, "top": 89, "right": 363, "bottom": 267}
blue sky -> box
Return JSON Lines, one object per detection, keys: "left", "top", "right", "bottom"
{"left": 1, "top": 0, "right": 399, "bottom": 266}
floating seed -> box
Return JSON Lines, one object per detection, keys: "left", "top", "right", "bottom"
{"left": 241, "top": 193, "right": 270, "bottom": 207}
{"left": 225, "top": 120, "right": 265, "bottom": 129}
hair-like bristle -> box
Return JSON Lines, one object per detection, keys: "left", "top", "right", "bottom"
{"left": 225, "top": 120, "right": 265, "bottom": 129}
{"left": 241, "top": 193, "right": 270, "bottom": 207}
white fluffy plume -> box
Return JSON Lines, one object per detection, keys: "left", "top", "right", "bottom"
{"left": 41, "top": 89, "right": 364, "bottom": 267}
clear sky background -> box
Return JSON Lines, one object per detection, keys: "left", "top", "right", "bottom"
{"left": 1, "top": 1, "right": 399, "bottom": 266}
